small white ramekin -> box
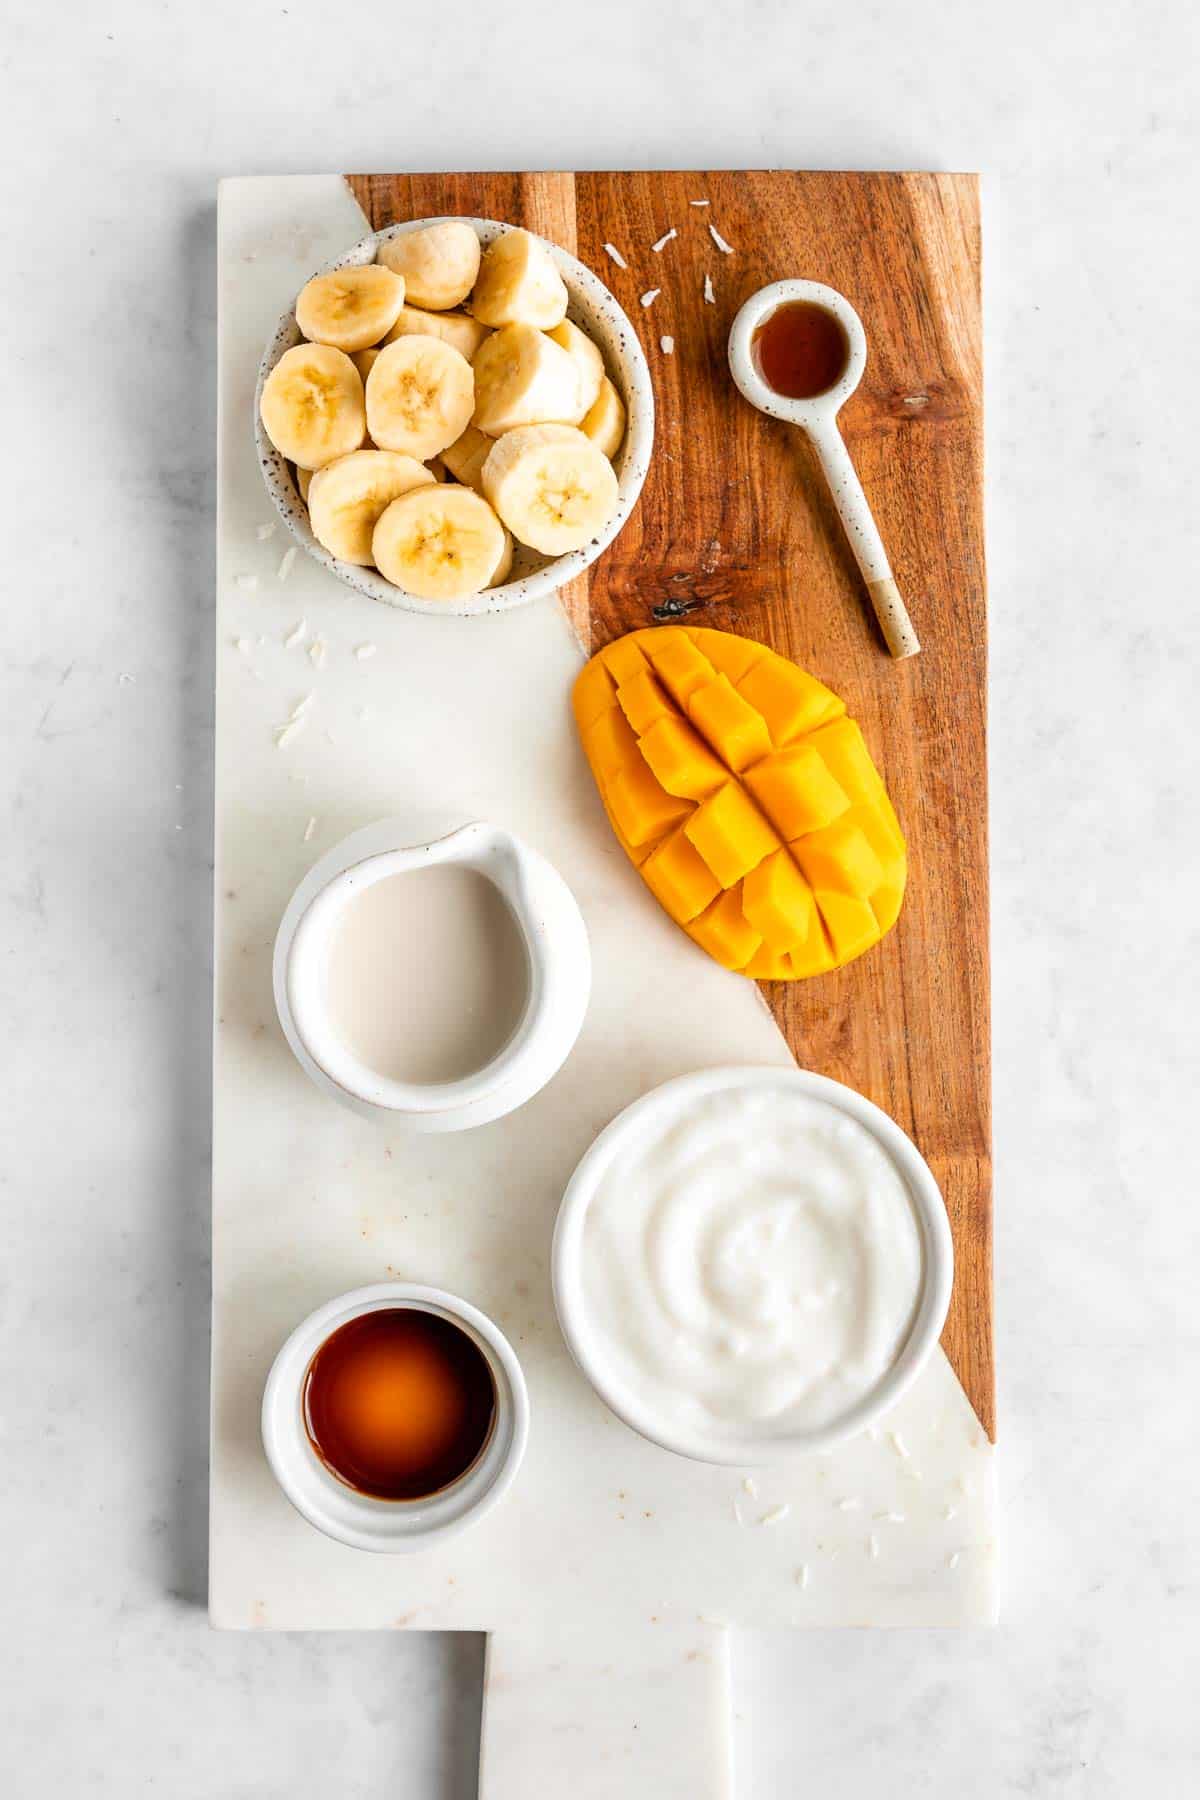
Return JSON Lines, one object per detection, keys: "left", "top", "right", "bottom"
{"left": 255, "top": 215, "right": 655, "bottom": 618}
{"left": 273, "top": 817, "right": 591, "bottom": 1132}
{"left": 552, "top": 1065, "right": 954, "bottom": 1464}
{"left": 261, "top": 1283, "right": 529, "bottom": 1554}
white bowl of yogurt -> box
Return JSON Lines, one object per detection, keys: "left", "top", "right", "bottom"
{"left": 552, "top": 1066, "right": 953, "bottom": 1463}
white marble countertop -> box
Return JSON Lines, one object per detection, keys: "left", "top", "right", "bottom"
{"left": 3, "top": 1, "right": 1198, "bottom": 1793}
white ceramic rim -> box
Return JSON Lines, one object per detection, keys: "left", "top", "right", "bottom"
{"left": 551, "top": 1065, "right": 955, "bottom": 1465}
{"left": 261, "top": 1283, "right": 530, "bottom": 1554}
{"left": 273, "top": 818, "right": 591, "bottom": 1133}
{"left": 254, "top": 216, "right": 655, "bottom": 617}
{"left": 727, "top": 279, "right": 867, "bottom": 427}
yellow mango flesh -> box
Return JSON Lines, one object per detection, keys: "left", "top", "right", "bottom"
{"left": 572, "top": 626, "right": 907, "bottom": 980}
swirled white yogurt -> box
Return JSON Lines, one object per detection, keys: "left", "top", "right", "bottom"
{"left": 579, "top": 1082, "right": 923, "bottom": 1445}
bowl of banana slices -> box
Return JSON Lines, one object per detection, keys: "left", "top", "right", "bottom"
{"left": 255, "top": 217, "right": 655, "bottom": 616}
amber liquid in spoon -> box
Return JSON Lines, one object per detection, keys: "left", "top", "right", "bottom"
{"left": 752, "top": 301, "right": 849, "bottom": 400}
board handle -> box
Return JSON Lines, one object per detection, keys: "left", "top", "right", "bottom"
{"left": 479, "top": 1620, "right": 732, "bottom": 1800}
{"left": 806, "top": 416, "right": 920, "bottom": 659}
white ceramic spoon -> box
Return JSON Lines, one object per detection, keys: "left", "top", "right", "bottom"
{"left": 728, "top": 278, "right": 920, "bottom": 659}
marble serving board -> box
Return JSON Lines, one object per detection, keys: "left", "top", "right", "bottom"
{"left": 212, "top": 175, "right": 997, "bottom": 1796}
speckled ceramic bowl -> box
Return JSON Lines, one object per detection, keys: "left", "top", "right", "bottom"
{"left": 254, "top": 217, "right": 654, "bottom": 618}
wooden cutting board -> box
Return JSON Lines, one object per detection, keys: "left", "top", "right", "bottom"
{"left": 348, "top": 170, "right": 992, "bottom": 1440}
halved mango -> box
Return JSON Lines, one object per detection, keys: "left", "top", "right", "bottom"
{"left": 572, "top": 625, "right": 906, "bottom": 981}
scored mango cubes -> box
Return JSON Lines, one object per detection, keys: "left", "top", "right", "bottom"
{"left": 572, "top": 625, "right": 907, "bottom": 980}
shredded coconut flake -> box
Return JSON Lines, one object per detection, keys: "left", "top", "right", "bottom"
{"left": 651, "top": 228, "right": 677, "bottom": 253}
{"left": 308, "top": 636, "right": 327, "bottom": 669}
{"left": 943, "top": 1504, "right": 959, "bottom": 1522}
{"left": 742, "top": 1477, "right": 758, "bottom": 1498}
{"left": 875, "top": 1511, "right": 906, "bottom": 1524}
{"left": 303, "top": 815, "right": 317, "bottom": 843}
{"left": 947, "top": 1550, "right": 961, "bottom": 1571}
{"left": 640, "top": 288, "right": 660, "bottom": 309}
{"left": 760, "top": 1504, "right": 790, "bottom": 1527}
{"left": 660, "top": 335, "right": 674, "bottom": 355}
{"left": 274, "top": 718, "right": 306, "bottom": 749}
{"left": 603, "top": 243, "right": 628, "bottom": 270}
{"left": 354, "top": 642, "right": 377, "bottom": 660}
{"left": 888, "top": 1431, "right": 910, "bottom": 1460}
{"left": 255, "top": 522, "right": 277, "bottom": 541}
{"left": 284, "top": 619, "right": 307, "bottom": 649}
{"left": 836, "top": 1497, "right": 861, "bottom": 1512}
{"left": 868, "top": 1534, "right": 880, "bottom": 1560}
{"left": 709, "top": 223, "right": 734, "bottom": 255}
{"left": 233, "top": 573, "right": 259, "bottom": 592}
{"left": 689, "top": 198, "right": 710, "bottom": 207}
{"left": 278, "top": 546, "right": 298, "bottom": 582}
{"left": 797, "top": 1563, "right": 810, "bottom": 1590}
{"left": 288, "top": 693, "right": 314, "bottom": 722}
{"left": 703, "top": 273, "right": 715, "bottom": 305}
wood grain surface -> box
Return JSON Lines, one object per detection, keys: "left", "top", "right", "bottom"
{"left": 347, "top": 170, "right": 993, "bottom": 1439}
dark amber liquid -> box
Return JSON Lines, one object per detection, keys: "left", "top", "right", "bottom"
{"left": 752, "top": 301, "right": 849, "bottom": 399}
{"left": 304, "top": 1308, "right": 496, "bottom": 1500}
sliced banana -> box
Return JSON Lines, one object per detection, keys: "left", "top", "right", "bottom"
{"left": 376, "top": 221, "right": 481, "bottom": 311}
{"left": 547, "top": 319, "right": 605, "bottom": 419}
{"left": 260, "top": 344, "right": 366, "bottom": 470}
{"left": 471, "top": 228, "right": 569, "bottom": 329}
{"left": 365, "top": 335, "right": 475, "bottom": 460}
{"left": 472, "top": 325, "right": 581, "bottom": 436}
{"left": 352, "top": 346, "right": 382, "bottom": 383}
{"left": 372, "top": 484, "right": 509, "bottom": 602}
{"left": 488, "top": 525, "right": 515, "bottom": 588}
{"left": 580, "top": 375, "right": 627, "bottom": 460}
{"left": 295, "top": 265, "right": 406, "bottom": 352}
{"left": 482, "top": 423, "right": 619, "bottom": 556}
{"left": 385, "top": 304, "right": 491, "bottom": 363}
{"left": 441, "top": 424, "right": 493, "bottom": 492}
{"left": 306, "top": 449, "right": 435, "bottom": 565}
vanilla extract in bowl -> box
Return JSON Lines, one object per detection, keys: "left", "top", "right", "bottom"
{"left": 303, "top": 1307, "right": 497, "bottom": 1501}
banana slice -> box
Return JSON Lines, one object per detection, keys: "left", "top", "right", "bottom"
{"left": 472, "top": 324, "right": 581, "bottom": 436}
{"left": 482, "top": 424, "right": 619, "bottom": 556}
{"left": 365, "top": 335, "right": 475, "bottom": 460}
{"left": 306, "top": 449, "right": 436, "bottom": 565}
{"left": 580, "top": 375, "right": 627, "bottom": 460}
{"left": 441, "top": 424, "right": 493, "bottom": 492}
{"left": 376, "top": 221, "right": 481, "bottom": 311}
{"left": 372, "top": 484, "right": 509, "bottom": 602}
{"left": 352, "top": 346, "right": 382, "bottom": 383}
{"left": 295, "top": 265, "right": 406, "bottom": 352}
{"left": 260, "top": 344, "right": 366, "bottom": 470}
{"left": 471, "top": 228, "right": 569, "bottom": 329}
{"left": 385, "top": 304, "right": 490, "bottom": 363}
{"left": 547, "top": 319, "right": 605, "bottom": 419}
{"left": 488, "top": 526, "right": 515, "bottom": 588}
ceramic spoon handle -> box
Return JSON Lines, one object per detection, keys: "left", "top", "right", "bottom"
{"left": 806, "top": 415, "right": 920, "bottom": 659}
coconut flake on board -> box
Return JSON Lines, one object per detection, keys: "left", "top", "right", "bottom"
{"left": 651, "top": 229, "right": 677, "bottom": 253}
{"left": 603, "top": 243, "right": 628, "bottom": 270}
{"left": 660, "top": 335, "right": 674, "bottom": 355}
{"left": 640, "top": 289, "right": 660, "bottom": 309}
{"left": 709, "top": 223, "right": 734, "bottom": 254}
